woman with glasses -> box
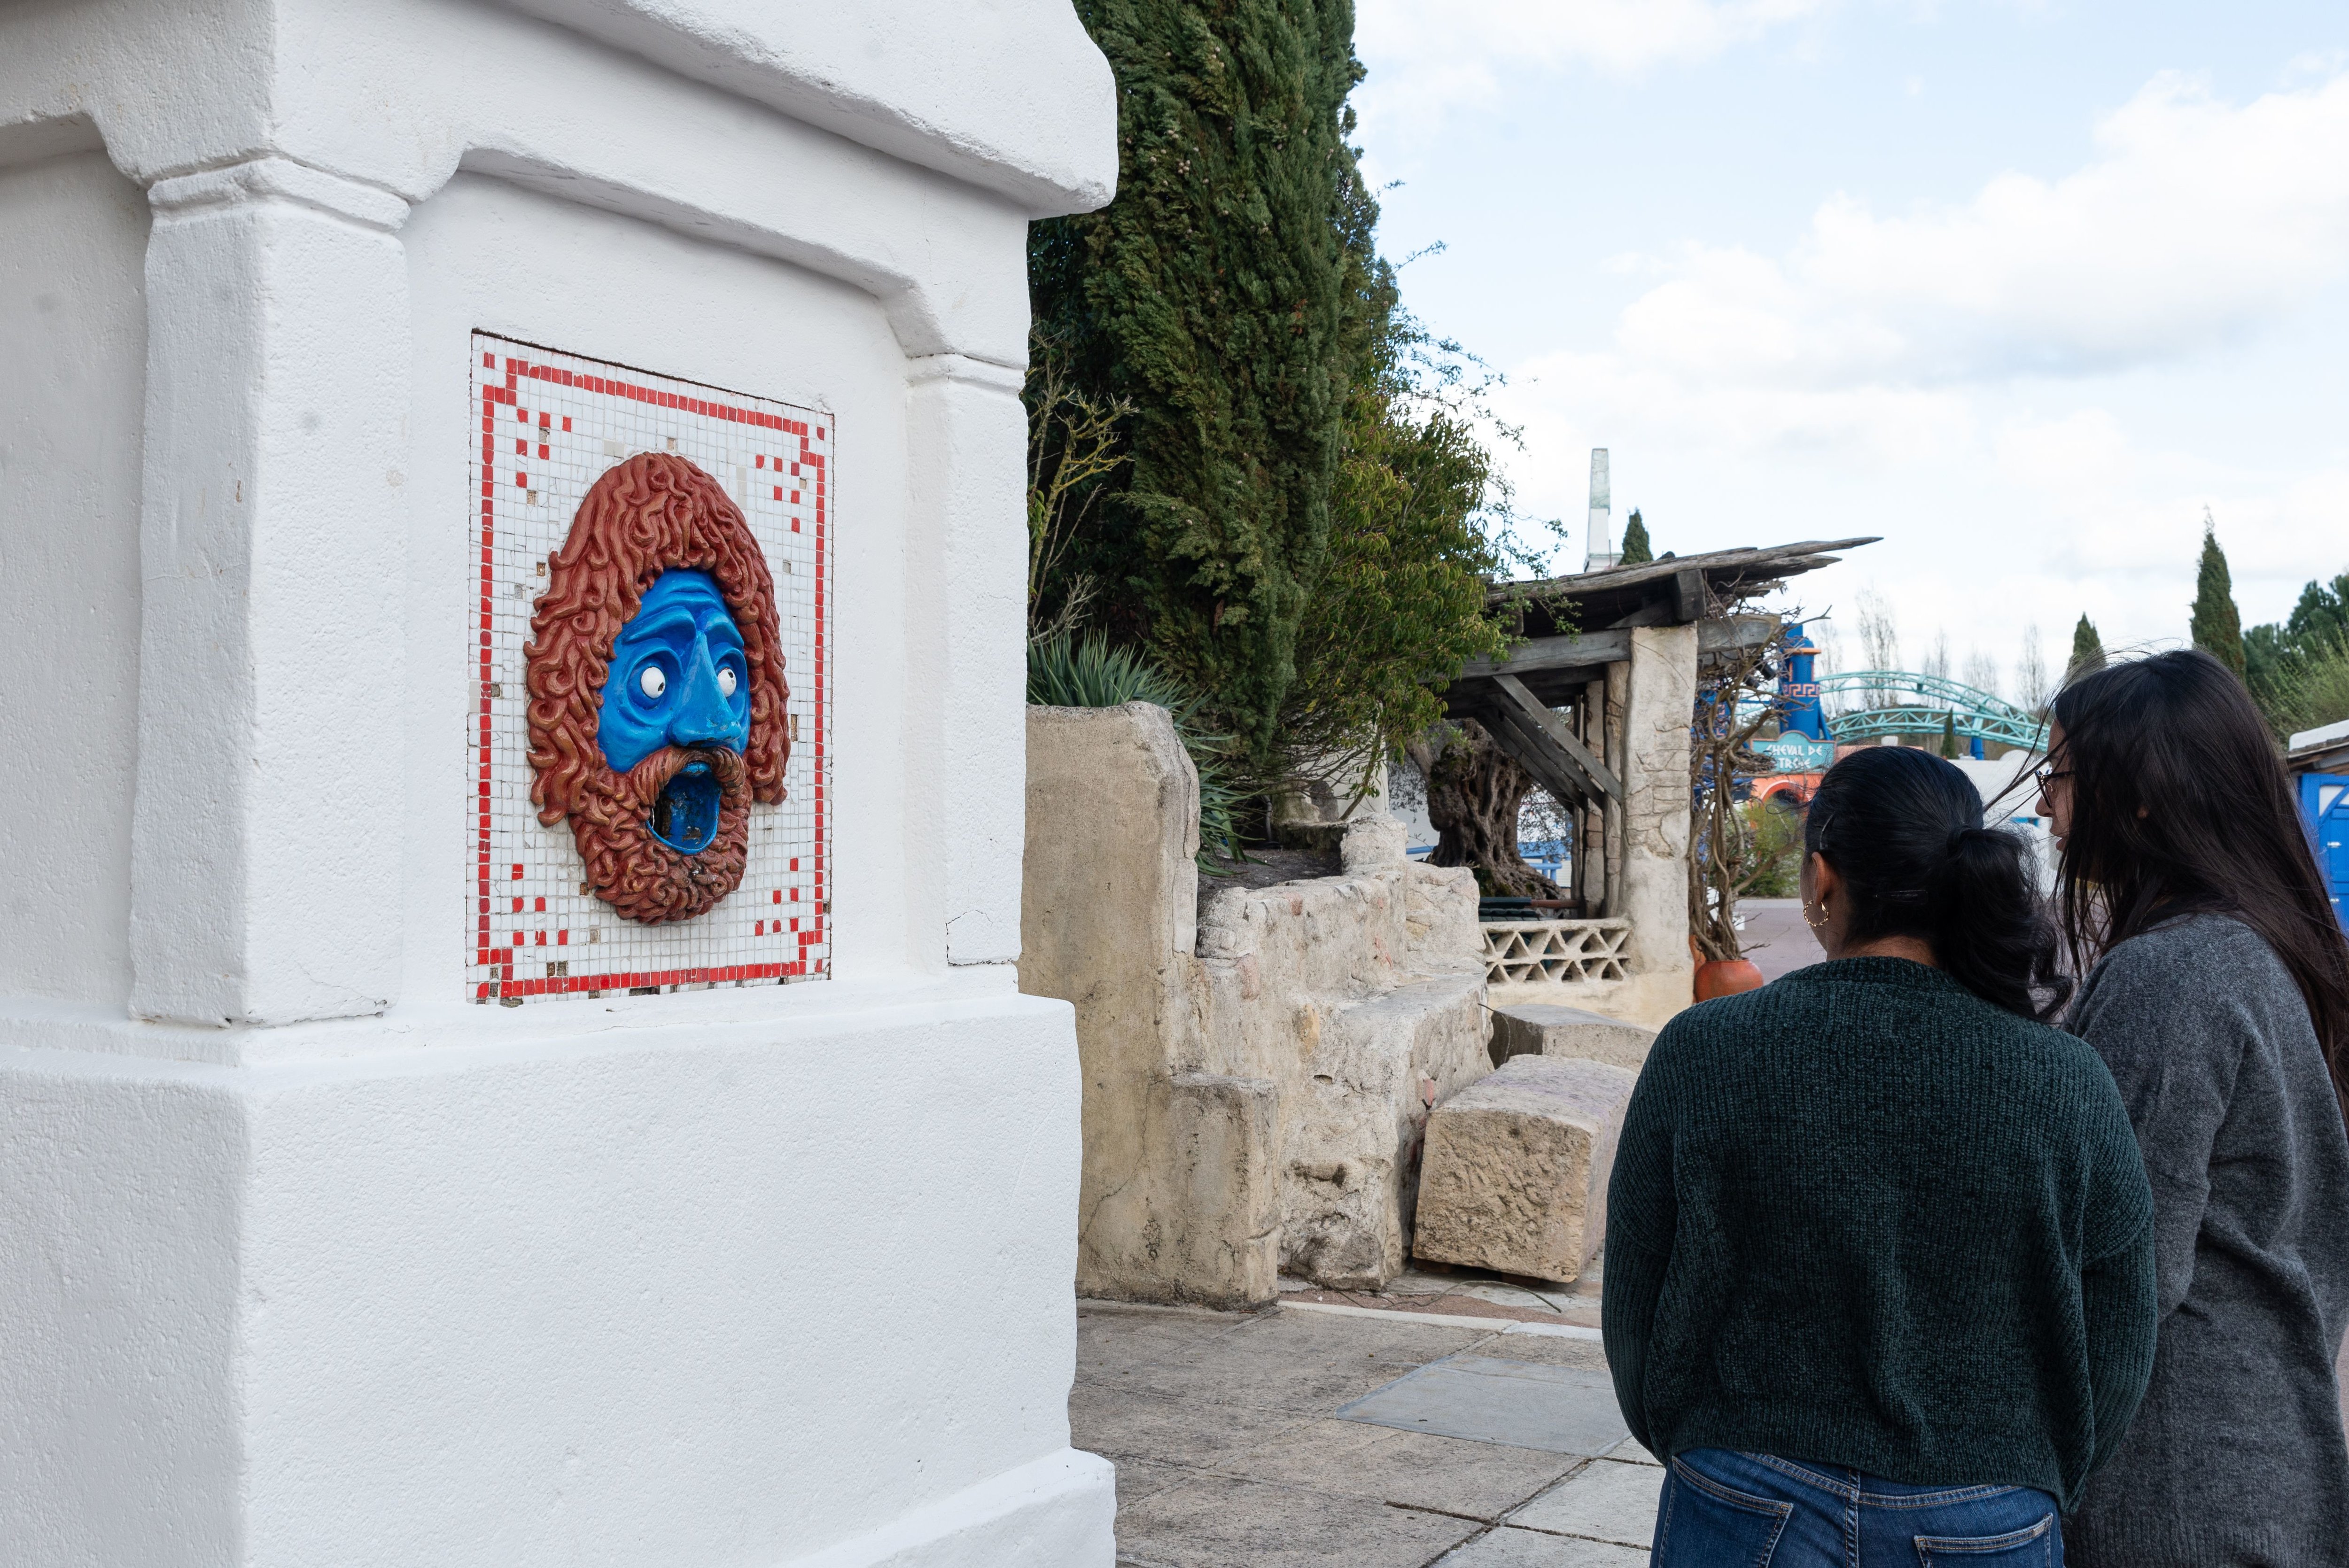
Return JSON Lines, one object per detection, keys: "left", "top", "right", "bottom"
{"left": 1605, "top": 744, "right": 2157, "bottom": 1565}
{"left": 2038, "top": 650, "right": 2349, "bottom": 1568}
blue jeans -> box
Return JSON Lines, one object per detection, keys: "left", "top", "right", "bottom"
{"left": 1653, "top": 1448, "right": 2062, "bottom": 1566}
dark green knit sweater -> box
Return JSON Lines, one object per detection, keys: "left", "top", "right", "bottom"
{"left": 1602, "top": 958, "right": 2158, "bottom": 1511}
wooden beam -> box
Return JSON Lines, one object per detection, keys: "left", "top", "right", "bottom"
{"left": 1457, "top": 628, "right": 1632, "bottom": 680}
{"left": 1700, "top": 614, "right": 1780, "bottom": 655}
{"left": 1493, "top": 673, "right": 1623, "bottom": 802}
{"left": 1484, "top": 536, "right": 1880, "bottom": 610}
{"left": 1670, "top": 566, "right": 1706, "bottom": 623}
{"left": 1457, "top": 613, "right": 1776, "bottom": 685}
{"left": 1481, "top": 700, "right": 1596, "bottom": 811}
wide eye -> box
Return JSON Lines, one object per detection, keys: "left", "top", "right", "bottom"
{"left": 716, "top": 665, "right": 739, "bottom": 697}
{"left": 638, "top": 665, "right": 668, "bottom": 699}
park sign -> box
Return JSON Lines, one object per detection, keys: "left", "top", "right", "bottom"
{"left": 1756, "top": 735, "right": 1837, "bottom": 774}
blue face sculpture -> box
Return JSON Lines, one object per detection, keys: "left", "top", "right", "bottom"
{"left": 598, "top": 569, "right": 752, "bottom": 854}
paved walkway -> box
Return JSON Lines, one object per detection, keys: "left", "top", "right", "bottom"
{"left": 1737, "top": 897, "right": 1817, "bottom": 983}
{"left": 1076, "top": 1289, "right": 1659, "bottom": 1568}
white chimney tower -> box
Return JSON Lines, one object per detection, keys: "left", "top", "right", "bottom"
{"left": 1584, "top": 448, "right": 1619, "bottom": 572}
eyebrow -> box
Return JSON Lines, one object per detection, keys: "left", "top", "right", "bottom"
{"left": 617, "top": 608, "right": 699, "bottom": 644}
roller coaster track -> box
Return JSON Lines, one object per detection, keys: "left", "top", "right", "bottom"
{"left": 1811, "top": 670, "right": 2049, "bottom": 751}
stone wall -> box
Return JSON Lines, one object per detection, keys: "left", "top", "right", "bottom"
{"left": 1023, "top": 705, "right": 1490, "bottom": 1308}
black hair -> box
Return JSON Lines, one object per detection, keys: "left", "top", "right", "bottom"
{"left": 2050, "top": 649, "right": 2349, "bottom": 1130}
{"left": 1806, "top": 745, "right": 2069, "bottom": 1021}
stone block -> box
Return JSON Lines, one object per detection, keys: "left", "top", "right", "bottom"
{"left": 1488, "top": 1003, "right": 1658, "bottom": 1071}
{"left": 1411, "top": 1056, "right": 1637, "bottom": 1284}
{"left": 1281, "top": 971, "right": 1490, "bottom": 1290}
{"left": 1404, "top": 862, "right": 1483, "bottom": 973}
{"left": 1270, "top": 811, "right": 1404, "bottom": 868}
{"left": 1339, "top": 815, "right": 1408, "bottom": 872}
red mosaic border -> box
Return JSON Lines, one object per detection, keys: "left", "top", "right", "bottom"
{"left": 471, "top": 346, "right": 831, "bottom": 1001}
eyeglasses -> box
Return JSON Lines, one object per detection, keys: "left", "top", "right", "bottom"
{"left": 2032, "top": 764, "right": 2073, "bottom": 788}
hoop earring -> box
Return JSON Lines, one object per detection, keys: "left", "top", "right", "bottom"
{"left": 1804, "top": 900, "right": 1828, "bottom": 933}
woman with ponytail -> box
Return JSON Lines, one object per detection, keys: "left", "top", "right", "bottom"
{"left": 2038, "top": 650, "right": 2349, "bottom": 1568}
{"left": 1604, "top": 744, "right": 2156, "bottom": 1566}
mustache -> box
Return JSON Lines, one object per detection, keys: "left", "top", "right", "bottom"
{"left": 619, "top": 745, "right": 748, "bottom": 811}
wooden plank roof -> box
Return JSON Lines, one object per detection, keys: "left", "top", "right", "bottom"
{"left": 1484, "top": 537, "right": 1879, "bottom": 640}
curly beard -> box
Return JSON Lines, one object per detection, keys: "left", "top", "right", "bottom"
{"left": 563, "top": 745, "right": 752, "bottom": 924}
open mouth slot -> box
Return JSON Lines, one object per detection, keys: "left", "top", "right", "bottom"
{"left": 650, "top": 762, "right": 723, "bottom": 854}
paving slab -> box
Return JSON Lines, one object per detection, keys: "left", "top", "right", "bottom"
{"left": 1070, "top": 1382, "right": 1315, "bottom": 1468}
{"left": 1077, "top": 1306, "right": 1258, "bottom": 1385}
{"left": 1216, "top": 1416, "right": 1578, "bottom": 1520}
{"left": 1472, "top": 1334, "right": 1610, "bottom": 1371}
{"left": 1608, "top": 1438, "right": 1661, "bottom": 1467}
{"left": 1434, "top": 1524, "right": 1650, "bottom": 1566}
{"left": 1121, "top": 1310, "right": 1491, "bottom": 1412}
{"left": 1081, "top": 1300, "right": 1653, "bottom": 1566}
{"left": 1113, "top": 1472, "right": 1481, "bottom": 1568}
{"left": 1509, "top": 1458, "right": 1665, "bottom": 1548}
{"left": 1335, "top": 1355, "right": 1630, "bottom": 1456}
{"left": 1110, "top": 1458, "right": 1197, "bottom": 1507}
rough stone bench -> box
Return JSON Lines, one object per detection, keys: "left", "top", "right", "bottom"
{"left": 1412, "top": 1055, "right": 1638, "bottom": 1285}
{"left": 1490, "top": 1002, "right": 1658, "bottom": 1071}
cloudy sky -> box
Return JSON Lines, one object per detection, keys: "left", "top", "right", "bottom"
{"left": 1354, "top": 0, "right": 2349, "bottom": 698}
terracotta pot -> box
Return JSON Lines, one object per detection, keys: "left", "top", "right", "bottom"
{"left": 1694, "top": 958, "right": 1766, "bottom": 1001}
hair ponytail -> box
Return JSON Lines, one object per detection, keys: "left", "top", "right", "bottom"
{"left": 1806, "top": 747, "right": 2070, "bottom": 1021}
{"left": 1927, "top": 825, "right": 2064, "bottom": 1019}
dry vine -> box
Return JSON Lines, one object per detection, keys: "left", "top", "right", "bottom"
{"left": 1688, "top": 604, "right": 1800, "bottom": 962}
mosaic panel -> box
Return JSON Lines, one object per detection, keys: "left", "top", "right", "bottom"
{"left": 468, "top": 334, "right": 831, "bottom": 1002}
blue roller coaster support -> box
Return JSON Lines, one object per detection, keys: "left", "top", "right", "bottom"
{"left": 1778, "top": 623, "right": 1826, "bottom": 739}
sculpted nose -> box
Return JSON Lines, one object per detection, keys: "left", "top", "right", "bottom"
{"left": 667, "top": 641, "right": 735, "bottom": 749}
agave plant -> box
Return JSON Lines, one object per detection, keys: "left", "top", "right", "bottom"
{"left": 1027, "top": 634, "right": 1247, "bottom": 869}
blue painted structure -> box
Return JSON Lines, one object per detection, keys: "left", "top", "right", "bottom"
{"left": 2303, "top": 775, "right": 2349, "bottom": 931}
{"left": 598, "top": 568, "right": 752, "bottom": 854}
{"left": 1815, "top": 672, "right": 2048, "bottom": 751}
{"left": 1408, "top": 837, "right": 1572, "bottom": 888}
{"left": 1747, "top": 666, "right": 2048, "bottom": 772}
{"left": 1777, "top": 623, "right": 1826, "bottom": 739}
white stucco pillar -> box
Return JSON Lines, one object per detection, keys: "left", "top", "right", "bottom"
{"left": 905, "top": 353, "right": 1030, "bottom": 966}
{"left": 1617, "top": 624, "right": 1697, "bottom": 1023}
{"left": 130, "top": 158, "right": 412, "bottom": 1026}
{"left": 2, "top": 4, "right": 1119, "bottom": 1563}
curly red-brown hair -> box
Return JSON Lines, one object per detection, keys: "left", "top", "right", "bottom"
{"left": 525, "top": 453, "right": 788, "bottom": 923}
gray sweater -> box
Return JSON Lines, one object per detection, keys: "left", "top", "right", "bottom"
{"left": 2065, "top": 915, "right": 2349, "bottom": 1568}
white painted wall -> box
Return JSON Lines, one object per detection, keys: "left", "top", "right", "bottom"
{"left": 399, "top": 173, "right": 923, "bottom": 1002}
{"left": 0, "top": 2, "right": 1119, "bottom": 1563}
{"left": 0, "top": 149, "right": 147, "bottom": 1009}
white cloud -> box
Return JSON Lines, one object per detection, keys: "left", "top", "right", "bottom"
{"left": 1354, "top": 0, "right": 1829, "bottom": 129}
{"left": 1444, "top": 63, "right": 2349, "bottom": 661}
{"left": 1483, "top": 68, "right": 2349, "bottom": 520}
{"left": 1618, "top": 71, "right": 2349, "bottom": 387}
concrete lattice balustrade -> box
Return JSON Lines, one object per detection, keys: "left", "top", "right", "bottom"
{"left": 1479, "top": 919, "right": 1632, "bottom": 986}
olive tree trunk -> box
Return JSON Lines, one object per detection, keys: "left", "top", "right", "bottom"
{"left": 1407, "top": 719, "right": 1562, "bottom": 900}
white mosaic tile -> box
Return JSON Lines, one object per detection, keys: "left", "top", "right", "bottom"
{"left": 468, "top": 334, "right": 832, "bottom": 1003}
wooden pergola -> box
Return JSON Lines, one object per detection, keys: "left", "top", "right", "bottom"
{"left": 1437, "top": 537, "right": 1876, "bottom": 914}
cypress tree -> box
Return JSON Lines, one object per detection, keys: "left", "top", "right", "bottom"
{"left": 2069, "top": 614, "right": 2105, "bottom": 679}
{"left": 1939, "top": 714, "right": 1959, "bottom": 760}
{"left": 2190, "top": 511, "right": 2246, "bottom": 677}
{"left": 1619, "top": 509, "right": 1653, "bottom": 566}
{"left": 1029, "top": 0, "right": 1376, "bottom": 766}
